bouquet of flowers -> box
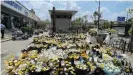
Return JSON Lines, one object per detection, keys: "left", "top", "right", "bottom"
{"left": 88, "top": 28, "right": 97, "bottom": 35}
{"left": 107, "top": 28, "right": 117, "bottom": 34}
{"left": 112, "top": 57, "right": 122, "bottom": 67}
{"left": 68, "top": 52, "right": 80, "bottom": 60}
{"left": 28, "top": 50, "right": 38, "bottom": 59}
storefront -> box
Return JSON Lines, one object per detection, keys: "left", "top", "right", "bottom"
{"left": 1, "top": 1, "right": 40, "bottom": 29}
{"left": 1, "top": 12, "right": 11, "bottom": 29}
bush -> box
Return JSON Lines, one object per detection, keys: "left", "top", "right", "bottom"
{"left": 21, "top": 26, "right": 34, "bottom": 34}
{"left": 128, "top": 28, "right": 132, "bottom": 35}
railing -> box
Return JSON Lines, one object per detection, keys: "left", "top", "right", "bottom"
{"left": 111, "top": 39, "right": 133, "bottom": 54}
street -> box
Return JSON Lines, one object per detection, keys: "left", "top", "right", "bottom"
{"left": 1, "top": 32, "right": 48, "bottom": 75}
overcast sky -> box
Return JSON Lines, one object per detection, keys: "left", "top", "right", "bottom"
{"left": 19, "top": 0, "right": 133, "bottom": 22}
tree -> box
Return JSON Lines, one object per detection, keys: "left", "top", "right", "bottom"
{"left": 82, "top": 25, "right": 87, "bottom": 32}
{"left": 38, "top": 20, "right": 50, "bottom": 29}
{"left": 93, "top": 11, "right": 98, "bottom": 27}
{"left": 93, "top": 11, "right": 98, "bottom": 20}
{"left": 128, "top": 8, "right": 133, "bottom": 53}
{"left": 80, "top": 17, "right": 84, "bottom": 26}
{"left": 93, "top": 11, "right": 102, "bottom": 27}
{"left": 110, "top": 21, "right": 114, "bottom": 26}
{"left": 104, "top": 22, "right": 110, "bottom": 29}
{"left": 128, "top": 18, "right": 133, "bottom": 24}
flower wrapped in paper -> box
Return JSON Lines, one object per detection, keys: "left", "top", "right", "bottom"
{"left": 103, "top": 53, "right": 113, "bottom": 61}
{"left": 28, "top": 50, "right": 38, "bottom": 59}
{"left": 99, "top": 63, "right": 105, "bottom": 69}
{"left": 89, "top": 28, "right": 97, "bottom": 35}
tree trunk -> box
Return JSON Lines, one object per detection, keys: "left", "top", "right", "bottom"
{"left": 130, "top": 24, "right": 133, "bottom": 53}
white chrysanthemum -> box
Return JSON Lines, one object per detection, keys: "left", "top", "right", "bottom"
{"left": 36, "top": 67, "right": 41, "bottom": 72}
{"left": 14, "top": 60, "right": 18, "bottom": 63}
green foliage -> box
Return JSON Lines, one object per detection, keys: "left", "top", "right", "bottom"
{"left": 82, "top": 25, "right": 87, "bottom": 30}
{"left": 21, "top": 26, "right": 34, "bottom": 34}
{"left": 107, "top": 28, "right": 117, "bottom": 34}
{"left": 127, "top": 18, "right": 133, "bottom": 24}
{"left": 128, "top": 27, "right": 132, "bottom": 35}
{"left": 112, "top": 57, "right": 122, "bottom": 67}
{"left": 104, "top": 22, "right": 110, "bottom": 29}
{"left": 94, "top": 20, "right": 97, "bottom": 25}
{"left": 110, "top": 21, "right": 114, "bottom": 25}
{"left": 87, "top": 26, "right": 94, "bottom": 30}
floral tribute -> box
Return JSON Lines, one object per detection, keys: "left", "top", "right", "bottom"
{"left": 4, "top": 33, "right": 132, "bottom": 75}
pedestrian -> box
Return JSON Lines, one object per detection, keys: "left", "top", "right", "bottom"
{"left": 103, "top": 33, "right": 111, "bottom": 46}
{"left": 0, "top": 23, "right": 6, "bottom": 38}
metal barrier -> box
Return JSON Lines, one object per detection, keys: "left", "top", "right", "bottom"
{"left": 127, "top": 42, "right": 133, "bottom": 53}
{"left": 111, "top": 38, "right": 133, "bottom": 53}
{"left": 112, "top": 39, "right": 121, "bottom": 49}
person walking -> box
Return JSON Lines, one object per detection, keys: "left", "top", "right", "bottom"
{"left": 0, "top": 23, "right": 6, "bottom": 38}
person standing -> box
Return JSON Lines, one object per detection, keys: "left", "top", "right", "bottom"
{"left": 85, "top": 32, "right": 91, "bottom": 43}
{"left": 0, "top": 23, "right": 6, "bottom": 38}
{"left": 103, "top": 33, "right": 111, "bottom": 46}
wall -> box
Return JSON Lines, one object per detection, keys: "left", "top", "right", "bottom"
{"left": 51, "top": 18, "right": 71, "bottom": 32}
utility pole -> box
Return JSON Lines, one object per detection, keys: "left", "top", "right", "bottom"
{"left": 129, "top": 9, "right": 133, "bottom": 53}
{"left": 130, "top": 18, "right": 133, "bottom": 53}
{"left": 126, "top": 11, "right": 128, "bottom": 22}
{"left": 129, "top": 21, "right": 133, "bottom": 53}
{"left": 52, "top": 7, "right": 56, "bottom": 33}
{"left": 98, "top": 0, "right": 100, "bottom": 30}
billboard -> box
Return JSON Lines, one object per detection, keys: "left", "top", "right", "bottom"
{"left": 117, "top": 17, "right": 125, "bottom": 22}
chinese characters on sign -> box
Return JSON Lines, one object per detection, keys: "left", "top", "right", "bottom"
{"left": 4, "top": 1, "right": 22, "bottom": 11}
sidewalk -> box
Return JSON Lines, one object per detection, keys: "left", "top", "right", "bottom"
{"left": 1, "top": 35, "right": 12, "bottom": 42}
{"left": 0, "top": 30, "right": 12, "bottom": 43}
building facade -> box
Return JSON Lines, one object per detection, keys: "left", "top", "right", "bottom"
{"left": 1, "top": 1, "right": 40, "bottom": 29}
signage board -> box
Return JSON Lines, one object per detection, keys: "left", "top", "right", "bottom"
{"left": 117, "top": 17, "right": 125, "bottom": 22}
{"left": 4, "top": 1, "right": 22, "bottom": 11}
{"left": 2, "top": 1, "right": 40, "bottom": 21}
{"left": 2, "top": 1, "right": 29, "bottom": 16}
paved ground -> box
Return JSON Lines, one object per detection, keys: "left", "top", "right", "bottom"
{"left": 1, "top": 32, "right": 48, "bottom": 75}
{"left": 0, "top": 30, "right": 12, "bottom": 42}
{"left": 1, "top": 36, "right": 34, "bottom": 74}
